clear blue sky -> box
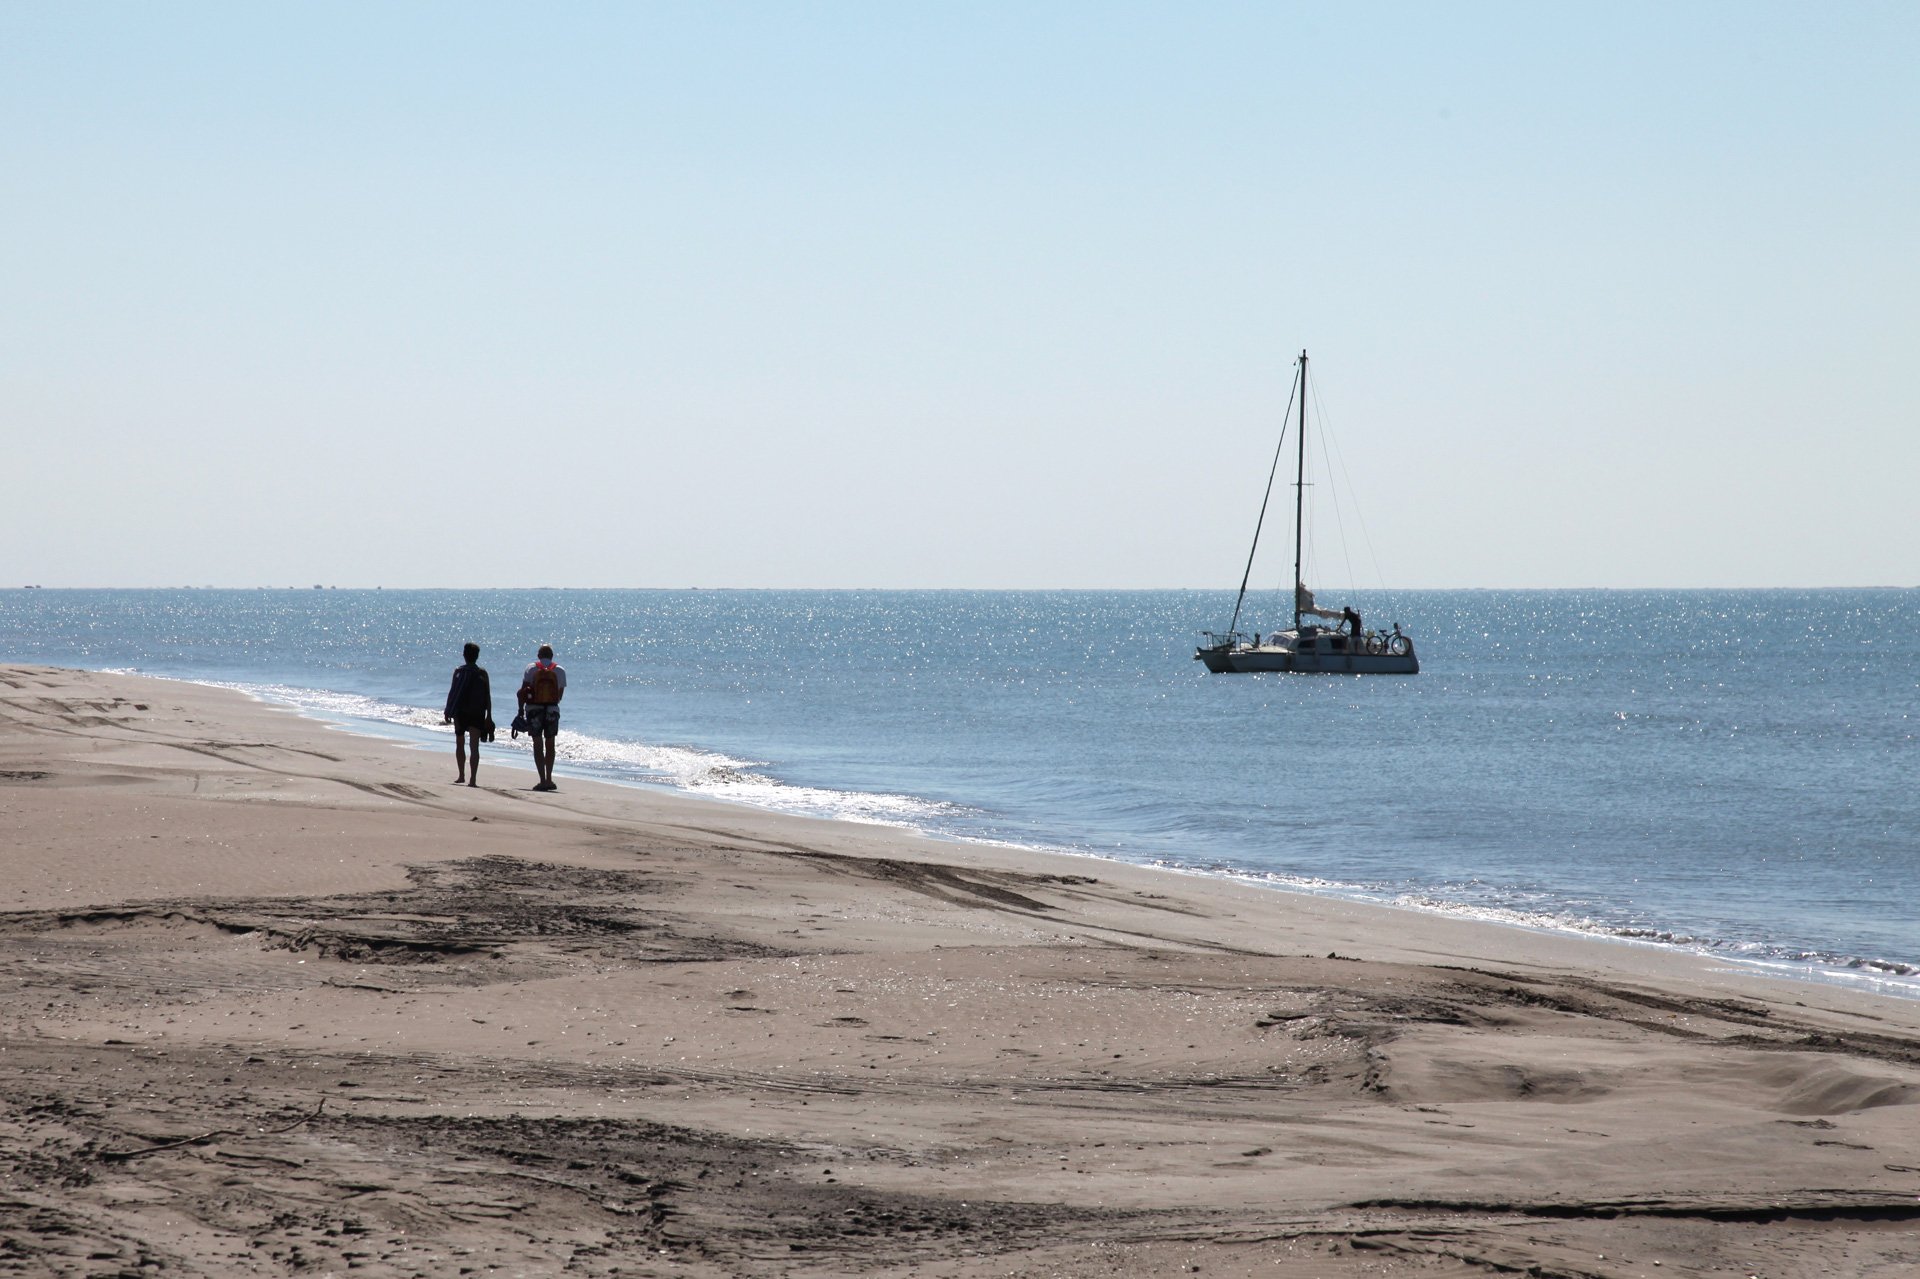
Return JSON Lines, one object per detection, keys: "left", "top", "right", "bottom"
{"left": 4, "top": 3, "right": 1915, "bottom": 588}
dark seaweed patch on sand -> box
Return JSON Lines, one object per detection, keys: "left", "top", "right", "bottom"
{"left": 0, "top": 856, "right": 793, "bottom": 992}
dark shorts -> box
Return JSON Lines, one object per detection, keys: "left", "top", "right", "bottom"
{"left": 452, "top": 715, "right": 489, "bottom": 736}
{"left": 525, "top": 704, "right": 561, "bottom": 736}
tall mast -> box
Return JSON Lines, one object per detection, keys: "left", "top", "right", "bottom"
{"left": 1291, "top": 350, "right": 1308, "bottom": 632}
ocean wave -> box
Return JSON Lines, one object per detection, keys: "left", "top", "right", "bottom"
{"left": 1132, "top": 861, "right": 1920, "bottom": 996}
{"left": 1392, "top": 893, "right": 1920, "bottom": 992}
{"left": 206, "top": 681, "right": 458, "bottom": 737}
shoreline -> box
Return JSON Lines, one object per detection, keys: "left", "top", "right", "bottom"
{"left": 158, "top": 666, "right": 1920, "bottom": 1003}
{"left": 6, "top": 663, "right": 1920, "bottom": 1277}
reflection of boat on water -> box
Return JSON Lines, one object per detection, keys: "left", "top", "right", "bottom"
{"left": 1196, "top": 351, "right": 1418, "bottom": 676}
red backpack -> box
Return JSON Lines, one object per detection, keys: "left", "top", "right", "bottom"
{"left": 529, "top": 663, "right": 562, "bottom": 705}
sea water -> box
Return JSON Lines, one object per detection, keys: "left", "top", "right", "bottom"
{"left": 3, "top": 587, "right": 1915, "bottom": 994}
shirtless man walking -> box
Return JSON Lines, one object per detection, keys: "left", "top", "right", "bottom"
{"left": 518, "top": 643, "right": 566, "bottom": 792}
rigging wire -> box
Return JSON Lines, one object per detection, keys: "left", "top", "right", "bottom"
{"left": 1309, "top": 373, "right": 1361, "bottom": 602}
{"left": 1293, "top": 477, "right": 1320, "bottom": 599}
{"left": 1309, "top": 364, "right": 1400, "bottom": 625}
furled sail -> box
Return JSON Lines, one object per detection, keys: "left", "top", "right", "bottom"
{"left": 1295, "top": 582, "right": 1344, "bottom": 621}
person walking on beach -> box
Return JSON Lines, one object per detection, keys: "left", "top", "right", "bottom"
{"left": 518, "top": 643, "right": 566, "bottom": 792}
{"left": 442, "top": 642, "right": 493, "bottom": 787}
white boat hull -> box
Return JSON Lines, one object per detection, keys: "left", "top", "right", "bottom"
{"left": 1196, "top": 630, "right": 1418, "bottom": 675}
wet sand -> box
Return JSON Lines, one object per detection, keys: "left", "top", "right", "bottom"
{"left": 3, "top": 663, "right": 1919, "bottom": 1278}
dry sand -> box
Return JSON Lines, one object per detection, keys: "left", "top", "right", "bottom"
{"left": 2, "top": 663, "right": 1918, "bottom": 1278}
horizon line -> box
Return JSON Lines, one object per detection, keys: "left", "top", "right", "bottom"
{"left": 8, "top": 584, "right": 1917, "bottom": 594}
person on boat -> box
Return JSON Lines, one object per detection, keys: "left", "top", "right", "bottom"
{"left": 1341, "top": 606, "right": 1363, "bottom": 637}
{"left": 518, "top": 643, "right": 567, "bottom": 792}
{"left": 442, "top": 642, "right": 493, "bottom": 788}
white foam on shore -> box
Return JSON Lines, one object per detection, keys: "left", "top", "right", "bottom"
{"left": 1389, "top": 895, "right": 1918, "bottom": 987}
{"left": 205, "top": 678, "right": 964, "bottom": 830}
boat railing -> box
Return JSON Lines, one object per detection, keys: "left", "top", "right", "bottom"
{"left": 1198, "top": 631, "right": 1248, "bottom": 648}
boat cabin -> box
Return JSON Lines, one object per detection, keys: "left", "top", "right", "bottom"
{"left": 1292, "top": 627, "right": 1355, "bottom": 653}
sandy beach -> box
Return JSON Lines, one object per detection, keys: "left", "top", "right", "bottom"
{"left": 2, "top": 664, "right": 1918, "bottom": 1278}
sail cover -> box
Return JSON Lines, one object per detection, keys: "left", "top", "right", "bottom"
{"left": 1295, "top": 583, "right": 1344, "bottom": 621}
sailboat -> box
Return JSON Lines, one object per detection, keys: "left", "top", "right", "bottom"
{"left": 1195, "top": 351, "right": 1419, "bottom": 675}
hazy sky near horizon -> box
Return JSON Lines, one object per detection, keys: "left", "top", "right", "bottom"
{"left": 4, "top": 3, "right": 1916, "bottom": 590}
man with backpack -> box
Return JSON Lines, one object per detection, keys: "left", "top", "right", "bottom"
{"left": 518, "top": 643, "right": 567, "bottom": 792}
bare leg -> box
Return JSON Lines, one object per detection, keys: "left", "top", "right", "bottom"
{"left": 452, "top": 727, "right": 467, "bottom": 784}
{"left": 465, "top": 731, "right": 480, "bottom": 786}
